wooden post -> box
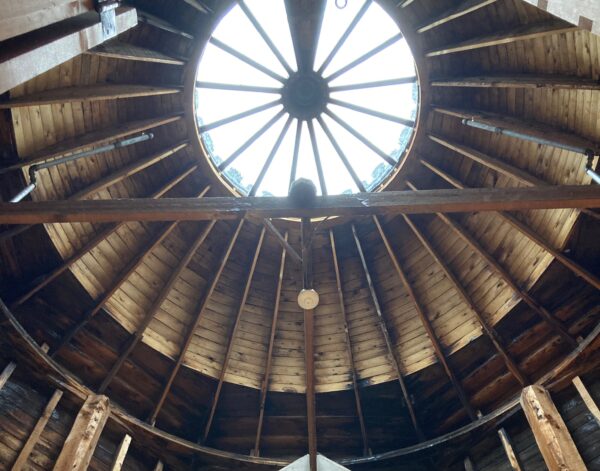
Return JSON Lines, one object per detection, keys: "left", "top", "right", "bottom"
{"left": 109, "top": 434, "right": 132, "bottom": 471}
{"left": 520, "top": 385, "right": 586, "bottom": 471}
{"left": 572, "top": 376, "right": 600, "bottom": 425}
{"left": 498, "top": 428, "right": 523, "bottom": 471}
{"left": 53, "top": 394, "right": 110, "bottom": 471}
{"left": 11, "top": 389, "right": 63, "bottom": 471}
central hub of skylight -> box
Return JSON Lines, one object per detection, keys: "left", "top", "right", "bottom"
{"left": 194, "top": 0, "right": 419, "bottom": 197}
{"left": 283, "top": 72, "right": 329, "bottom": 120}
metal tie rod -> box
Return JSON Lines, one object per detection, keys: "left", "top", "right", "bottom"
{"left": 7, "top": 133, "right": 153, "bottom": 203}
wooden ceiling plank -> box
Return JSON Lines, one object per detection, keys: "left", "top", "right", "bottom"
{"left": 49, "top": 185, "right": 211, "bottom": 357}
{"left": 1, "top": 113, "right": 184, "bottom": 173}
{"left": 431, "top": 75, "right": 600, "bottom": 90}
{"left": 2, "top": 186, "right": 600, "bottom": 224}
{"left": 417, "top": 0, "right": 498, "bottom": 33}
{"left": 147, "top": 219, "right": 245, "bottom": 425}
{"left": 202, "top": 227, "right": 266, "bottom": 443}
{"left": 11, "top": 389, "right": 63, "bottom": 471}
{"left": 408, "top": 175, "right": 578, "bottom": 348}
{"left": 372, "top": 217, "right": 478, "bottom": 422}
{"left": 0, "top": 84, "right": 182, "bottom": 109}
{"left": 98, "top": 219, "right": 218, "bottom": 393}
{"left": 351, "top": 224, "right": 425, "bottom": 440}
{"left": 0, "top": 8, "right": 137, "bottom": 94}
{"left": 9, "top": 165, "right": 200, "bottom": 308}
{"left": 252, "top": 232, "right": 288, "bottom": 456}
{"left": 70, "top": 141, "right": 189, "bottom": 200}
{"left": 401, "top": 212, "right": 528, "bottom": 386}
{"left": 418, "top": 160, "right": 600, "bottom": 292}
{"left": 426, "top": 21, "right": 577, "bottom": 57}
{"left": 87, "top": 41, "right": 186, "bottom": 66}
{"left": 330, "top": 229, "right": 370, "bottom": 455}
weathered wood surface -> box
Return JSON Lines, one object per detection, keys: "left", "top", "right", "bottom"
{"left": 520, "top": 385, "right": 586, "bottom": 471}
{"left": 1, "top": 186, "right": 599, "bottom": 224}
{"left": 53, "top": 394, "right": 110, "bottom": 471}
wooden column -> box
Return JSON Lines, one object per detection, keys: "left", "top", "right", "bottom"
{"left": 520, "top": 385, "right": 586, "bottom": 471}
{"left": 53, "top": 394, "right": 110, "bottom": 471}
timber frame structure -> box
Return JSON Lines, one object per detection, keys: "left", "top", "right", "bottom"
{"left": 0, "top": 0, "right": 599, "bottom": 470}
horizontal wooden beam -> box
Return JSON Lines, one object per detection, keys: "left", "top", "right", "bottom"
{"left": 426, "top": 21, "right": 576, "bottom": 57}
{"left": 417, "top": 0, "right": 497, "bottom": 33}
{"left": 1, "top": 186, "right": 599, "bottom": 223}
{"left": 431, "top": 75, "right": 600, "bottom": 90}
{"left": 137, "top": 10, "right": 194, "bottom": 39}
{"left": 0, "top": 8, "right": 137, "bottom": 94}
{"left": 0, "top": 83, "right": 181, "bottom": 109}
{"left": 0, "top": 0, "right": 94, "bottom": 42}
{"left": 87, "top": 41, "right": 186, "bottom": 65}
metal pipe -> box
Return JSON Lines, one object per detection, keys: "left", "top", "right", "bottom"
{"left": 587, "top": 167, "right": 600, "bottom": 185}
{"left": 462, "top": 119, "right": 594, "bottom": 156}
{"left": 0, "top": 132, "right": 154, "bottom": 174}
{"left": 6, "top": 133, "right": 153, "bottom": 202}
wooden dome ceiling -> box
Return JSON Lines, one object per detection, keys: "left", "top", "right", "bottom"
{"left": 0, "top": 0, "right": 599, "bottom": 467}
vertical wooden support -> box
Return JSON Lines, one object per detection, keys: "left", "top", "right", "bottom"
{"left": 11, "top": 389, "right": 64, "bottom": 471}
{"left": 109, "top": 434, "right": 132, "bottom": 471}
{"left": 520, "top": 385, "right": 586, "bottom": 471}
{"left": 464, "top": 456, "right": 476, "bottom": 471}
{"left": 498, "top": 428, "right": 523, "bottom": 471}
{"left": 53, "top": 394, "right": 110, "bottom": 471}
{"left": 153, "top": 460, "right": 164, "bottom": 471}
{"left": 572, "top": 376, "right": 600, "bottom": 425}
{"left": 301, "top": 218, "right": 317, "bottom": 471}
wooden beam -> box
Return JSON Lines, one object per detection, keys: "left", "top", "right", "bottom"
{"left": 137, "top": 10, "right": 193, "bottom": 39}
{"left": 87, "top": 41, "right": 186, "bottom": 65}
{"left": 98, "top": 220, "right": 217, "bottom": 393}
{"left": 350, "top": 224, "right": 424, "bottom": 440}
{"left": 0, "top": 84, "right": 181, "bottom": 109}
{"left": 330, "top": 229, "right": 369, "bottom": 455}
{"left": 253, "top": 232, "right": 287, "bottom": 456}
{"left": 202, "top": 227, "right": 266, "bottom": 443}
{"left": 498, "top": 428, "right": 523, "bottom": 471}
{"left": 432, "top": 106, "right": 600, "bottom": 155}
{"left": 301, "top": 218, "right": 317, "bottom": 471}
{"left": 50, "top": 186, "right": 210, "bottom": 356}
{"left": 9, "top": 165, "right": 199, "bottom": 308}
{"left": 0, "top": 113, "right": 183, "bottom": 173}
{"left": 426, "top": 21, "right": 576, "bottom": 57}
{"left": 0, "top": 361, "right": 17, "bottom": 391}
{"left": 572, "top": 376, "right": 600, "bottom": 425}
{"left": 417, "top": 0, "right": 497, "bottom": 33}
{"left": 109, "top": 434, "right": 132, "bottom": 471}
{"left": 11, "top": 389, "right": 64, "bottom": 471}
{"left": 0, "top": 0, "right": 94, "bottom": 42}
{"left": 521, "top": 385, "right": 586, "bottom": 470}
{"left": 372, "top": 218, "right": 477, "bottom": 422}
{"left": 153, "top": 461, "right": 164, "bottom": 471}
{"left": 464, "top": 457, "right": 476, "bottom": 471}
{"left": 2, "top": 186, "right": 600, "bottom": 224}
{"left": 53, "top": 394, "right": 110, "bottom": 471}
{"left": 0, "top": 8, "right": 138, "bottom": 94}
{"left": 262, "top": 219, "right": 303, "bottom": 265}
{"left": 401, "top": 214, "right": 528, "bottom": 386}
{"left": 431, "top": 75, "right": 600, "bottom": 90}
{"left": 148, "top": 220, "right": 245, "bottom": 425}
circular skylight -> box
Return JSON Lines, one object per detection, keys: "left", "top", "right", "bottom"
{"left": 194, "top": 0, "right": 419, "bottom": 197}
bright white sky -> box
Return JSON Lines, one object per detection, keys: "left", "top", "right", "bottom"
{"left": 195, "top": 0, "right": 418, "bottom": 196}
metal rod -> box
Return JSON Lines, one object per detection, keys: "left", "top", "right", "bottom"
{"left": 329, "top": 76, "right": 417, "bottom": 92}
{"left": 318, "top": 0, "right": 372, "bottom": 74}
{"left": 10, "top": 183, "right": 36, "bottom": 203}
{"left": 330, "top": 98, "right": 415, "bottom": 127}
{"left": 209, "top": 37, "right": 286, "bottom": 83}
{"left": 199, "top": 100, "right": 281, "bottom": 133}
{"left": 462, "top": 119, "right": 594, "bottom": 156}
{"left": 588, "top": 168, "right": 600, "bottom": 185}
{"left": 326, "top": 33, "right": 403, "bottom": 82}
{"left": 195, "top": 81, "right": 282, "bottom": 94}
{"left": 238, "top": 0, "right": 294, "bottom": 75}
{"left": 307, "top": 120, "right": 328, "bottom": 196}
{"left": 325, "top": 108, "right": 396, "bottom": 165}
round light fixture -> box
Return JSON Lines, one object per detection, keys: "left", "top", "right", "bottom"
{"left": 297, "top": 288, "right": 320, "bottom": 310}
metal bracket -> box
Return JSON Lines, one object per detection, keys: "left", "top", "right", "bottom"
{"left": 95, "top": 0, "right": 119, "bottom": 39}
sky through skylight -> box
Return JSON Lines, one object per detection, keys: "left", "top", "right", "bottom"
{"left": 194, "top": 0, "right": 418, "bottom": 196}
